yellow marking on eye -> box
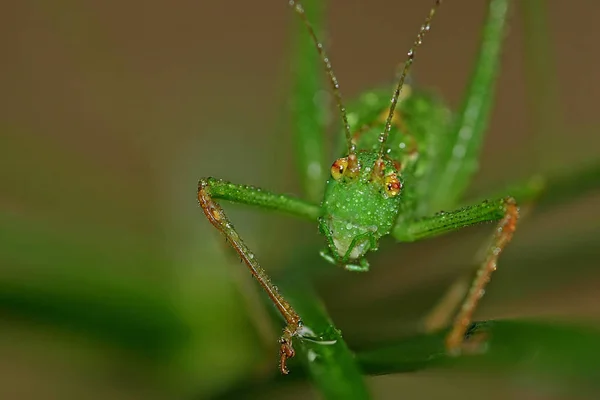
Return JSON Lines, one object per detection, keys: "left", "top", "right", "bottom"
{"left": 384, "top": 174, "right": 402, "bottom": 197}
{"left": 331, "top": 157, "right": 349, "bottom": 180}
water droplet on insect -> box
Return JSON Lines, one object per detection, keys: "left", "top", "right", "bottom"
{"left": 378, "top": 135, "right": 385, "bottom": 143}
{"left": 249, "top": 253, "right": 254, "bottom": 259}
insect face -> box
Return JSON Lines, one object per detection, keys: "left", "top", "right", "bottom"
{"left": 319, "top": 151, "right": 402, "bottom": 268}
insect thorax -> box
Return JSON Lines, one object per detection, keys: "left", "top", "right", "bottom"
{"left": 343, "top": 85, "right": 452, "bottom": 218}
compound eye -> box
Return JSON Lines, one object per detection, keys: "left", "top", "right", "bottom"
{"left": 331, "top": 157, "right": 348, "bottom": 180}
{"left": 384, "top": 174, "right": 402, "bottom": 197}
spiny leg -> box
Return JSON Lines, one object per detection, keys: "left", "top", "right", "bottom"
{"left": 446, "top": 198, "right": 518, "bottom": 353}
{"left": 198, "top": 178, "right": 321, "bottom": 373}
{"left": 422, "top": 223, "right": 505, "bottom": 333}
{"left": 422, "top": 273, "right": 471, "bottom": 333}
{"left": 424, "top": 161, "right": 600, "bottom": 333}
{"left": 394, "top": 197, "right": 519, "bottom": 354}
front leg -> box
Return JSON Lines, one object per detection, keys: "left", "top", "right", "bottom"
{"left": 394, "top": 197, "right": 519, "bottom": 354}
{"left": 198, "top": 178, "right": 321, "bottom": 373}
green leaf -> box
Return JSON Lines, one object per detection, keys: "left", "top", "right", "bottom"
{"left": 284, "top": 282, "right": 370, "bottom": 400}
{"left": 357, "top": 320, "right": 600, "bottom": 384}
{"left": 470, "top": 159, "right": 600, "bottom": 210}
{"left": 290, "top": 0, "right": 327, "bottom": 202}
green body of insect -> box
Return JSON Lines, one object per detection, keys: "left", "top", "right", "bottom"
{"left": 198, "top": 0, "right": 521, "bottom": 375}
{"left": 320, "top": 89, "right": 450, "bottom": 271}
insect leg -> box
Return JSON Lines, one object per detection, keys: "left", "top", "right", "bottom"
{"left": 198, "top": 178, "right": 321, "bottom": 373}
{"left": 426, "top": 0, "right": 511, "bottom": 212}
{"left": 394, "top": 197, "right": 519, "bottom": 354}
{"left": 421, "top": 273, "right": 472, "bottom": 333}
{"left": 423, "top": 159, "right": 600, "bottom": 333}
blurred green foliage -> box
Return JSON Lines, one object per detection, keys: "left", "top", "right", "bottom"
{"left": 1, "top": 0, "right": 599, "bottom": 399}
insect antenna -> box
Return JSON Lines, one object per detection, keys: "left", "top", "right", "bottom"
{"left": 289, "top": 1, "right": 358, "bottom": 163}
{"left": 376, "top": 0, "right": 443, "bottom": 161}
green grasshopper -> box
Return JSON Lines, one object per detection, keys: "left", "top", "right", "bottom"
{"left": 199, "top": 0, "right": 517, "bottom": 374}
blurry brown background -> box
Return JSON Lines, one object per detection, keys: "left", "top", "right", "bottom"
{"left": 1, "top": 1, "right": 599, "bottom": 399}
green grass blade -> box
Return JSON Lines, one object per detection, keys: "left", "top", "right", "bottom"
{"left": 521, "top": 0, "right": 564, "bottom": 169}
{"left": 290, "top": 0, "right": 327, "bottom": 202}
{"left": 0, "top": 212, "right": 188, "bottom": 359}
{"left": 271, "top": 246, "right": 370, "bottom": 399}
{"left": 469, "top": 159, "right": 600, "bottom": 210}
{"left": 215, "top": 319, "right": 600, "bottom": 399}
{"left": 284, "top": 281, "right": 370, "bottom": 400}
{"left": 357, "top": 320, "right": 600, "bottom": 383}
{"left": 215, "top": 283, "right": 371, "bottom": 400}
{"left": 428, "top": 0, "right": 511, "bottom": 211}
